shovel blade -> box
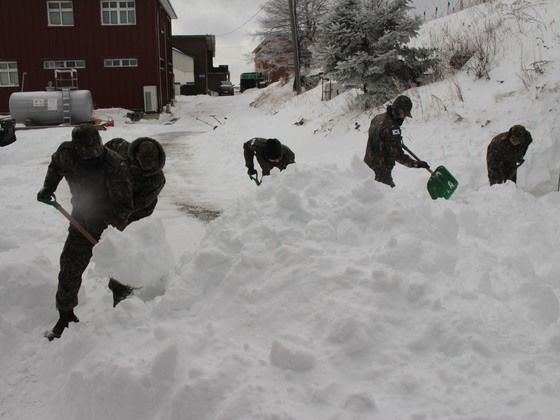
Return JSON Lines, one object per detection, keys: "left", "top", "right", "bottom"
{"left": 427, "top": 166, "right": 458, "bottom": 200}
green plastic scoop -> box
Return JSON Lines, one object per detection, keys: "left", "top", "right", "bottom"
{"left": 402, "top": 143, "right": 459, "bottom": 200}
{"left": 427, "top": 165, "right": 459, "bottom": 199}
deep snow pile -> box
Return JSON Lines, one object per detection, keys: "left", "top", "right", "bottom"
{"left": 164, "top": 164, "right": 560, "bottom": 419}
{"left": 1, "top": 0, "right": 560, "bottom": 419}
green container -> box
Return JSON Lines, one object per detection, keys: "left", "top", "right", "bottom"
{"left": 427, "top": 166, "right": 459, "bottom": 200}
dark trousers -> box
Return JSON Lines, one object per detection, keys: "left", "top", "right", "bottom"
{"left": 373, "top": 166, "right": 396, "bottom": 188}
{"left": 56, "top": 219, "right": 107, "bottom": 311}
{"left": 488, "top": 163, "right": 517, "bottom": 185}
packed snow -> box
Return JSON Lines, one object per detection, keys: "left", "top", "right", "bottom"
{"left": 1, "top": 0, "right": 560, "bottom": 419}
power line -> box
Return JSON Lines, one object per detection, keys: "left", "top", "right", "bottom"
{"left": 215, "top": 4, "right": 267, "bottom": 37}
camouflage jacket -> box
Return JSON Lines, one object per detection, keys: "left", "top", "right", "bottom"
{"left": 364, "top": 106, "right": 417, "bottom": 170}
{"left": 42, "top": 142, "right": 133, "bottom": 228}
{"left": 487, "top": 130, "right": 532, "bottom": 167}
{"left": 243, "top": 137, "right": 295, "bottom": 176}
{"left": 105, "top": 138, "right": 166, "bottom": 222}
{"left": 487, "top": 129, "right": 532, "bottom": 185}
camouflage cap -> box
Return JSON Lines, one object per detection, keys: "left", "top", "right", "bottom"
{"left": 135, "top": 139, "right": 160, "bottom": 171}
{"left": 264, "top": 138, "right": 283, "bottom": 161}
{"left": 509, "top": 125, "right": 527, "bottom": 145}
{"left": 72, "top": 124, "right": 103, "bottom": 159}
{"left": 509, "top": 125, "right": 526, "bottom": 138}
{"left": 392, "top": 95, "right": 413, "bottom": 118}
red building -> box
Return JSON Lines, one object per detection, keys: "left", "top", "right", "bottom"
{"left": 172, "top": 35, "right": 229, "bottom": 95}
{"left": 0, "top": 0, "right": 177, "bottom": 113}
{"left": 253, "top": 37, "right": 291, "bottom": 85}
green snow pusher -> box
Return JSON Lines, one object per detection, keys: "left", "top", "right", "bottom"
{"left": 402, "top": 144, "right": 459, "bottom": 200}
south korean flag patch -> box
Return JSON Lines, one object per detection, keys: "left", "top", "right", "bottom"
{"left": 391, "top": 128, "right": 401, "bottom": 136}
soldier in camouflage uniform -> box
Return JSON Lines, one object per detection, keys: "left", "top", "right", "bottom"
{"left": 244, "top": 137, "right": 295, "bottom": 177}
{"left": 105, "top": 137, "right": 166, "bottom": 223}
{"left": 104, "top": 136, "right": 166, "bottom": 306}
{"left": 487, "top": 125, "right": 532, "bottom": 185}
{"left": 37, "top": 125, "right": 133, "bottom": 340}
{"left": 364, "top": 95, "right": 429, "bottom": 187}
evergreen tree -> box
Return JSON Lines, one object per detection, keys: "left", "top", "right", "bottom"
{"left": 315, "top": 0, "right": 435, "bottom": 103}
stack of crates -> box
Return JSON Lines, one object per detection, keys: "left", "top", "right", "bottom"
{"left": 0, "top": 115, "right": 16, "bottom": 147}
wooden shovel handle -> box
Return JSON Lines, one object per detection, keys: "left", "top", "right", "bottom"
{"left": 402, "top": 143, "right": 433, "bottom": 174}
{"left": 54, "top": 203, "right": 99, "bottom": 245}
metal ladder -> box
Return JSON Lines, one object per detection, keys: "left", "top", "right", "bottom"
{"left": 54, "top": 69, "right": 79, "bottom": 126}
{"left": 61, "top": 88, "right": 72, "bottom": 125}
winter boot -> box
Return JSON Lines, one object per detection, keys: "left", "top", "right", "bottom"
{"left": 45, "top": 309, "right": 79, "bottom": 341}
{"left": 108, "top": 278, "right": 135, "bottom": 307}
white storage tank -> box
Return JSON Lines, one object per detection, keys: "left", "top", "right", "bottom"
{"left": 9, "top": 90, "right": 93, "bottom": 125}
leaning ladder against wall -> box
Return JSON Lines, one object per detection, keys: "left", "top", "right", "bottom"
{"left": 54, "top": 69, "right": 79, "bottom": 125}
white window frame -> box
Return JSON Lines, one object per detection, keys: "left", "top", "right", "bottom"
{"left": 47, "top": 1, "right": 74, "bottom": 26}
{"left": 104, "top": 58, "right": 138, "bottom": 68}
{"left": 43, "top": 60, "right": 86, "bottom": 70}
{"left": 0, "top": 62, "right": 19, "bottom": 87}
{"left": 101, "top": 1, "right": 136, "bottom": 26}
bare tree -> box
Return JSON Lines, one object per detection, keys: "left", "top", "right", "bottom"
{"left": 254, "top": 0, "right": 330, "bottom": 75}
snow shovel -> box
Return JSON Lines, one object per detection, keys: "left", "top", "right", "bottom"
{"left": 249, "top": 171, "right": 262, "bottom": 186}
{"left": 38, "top": 194, "right": 98, "bottom": 245}
{"left": 195, "top": 117, "right": 217, "bottom": 130}
{"left": 402, "top": 144, "right": 459, "bottom": 200}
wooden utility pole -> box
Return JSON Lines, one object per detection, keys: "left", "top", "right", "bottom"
{"left": 288, "top": 0, "right": 302, "bottom": 94}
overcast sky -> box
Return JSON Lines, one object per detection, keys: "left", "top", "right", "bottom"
{"left": 169, "top": 0, "right": 460, "bottom": 84}
{"left": 171, "top": 0, "right": 267, "bottom": 84}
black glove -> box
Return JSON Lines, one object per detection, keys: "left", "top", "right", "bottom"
{"left": 416, "top": 160, "right": 430, "bottom": 170}
{"left": 37, "top": 187, "right": 54, "bottom": 202}
{"left": 115, "top": 220, "right": 128, "bottom": 231}
{"left": 247, "top": 168, "right": 257, "bottom": 176}
{"left": 111, "top": 216, "right": 128, "bottom": 231}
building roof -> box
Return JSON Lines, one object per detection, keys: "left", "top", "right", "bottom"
{"left": 172, "top": 35, "right": 216, "bottom": 56}
{"left": 172, "top": 47, "right": 193, "bottom": 58}
{"left": 160, "top": 0, "right": 177, "bottom": 19}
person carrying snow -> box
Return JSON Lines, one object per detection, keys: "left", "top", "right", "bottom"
{"left": 363, "top": 95, "right": 429, "bottom": 187}
{"left": 105, "top": 137, "right": 166, "bottom": 223}
{"left": 37, "top": 124, "right": 133, "bottom": 340}
{"left": 487, "top": 124, "right": 532, "bottom": 185}
{"left": 104, "top": 137, "right": 166, "bottom": 306}
{"left": 244, "top": 137, "right": 295, "bottom": 177}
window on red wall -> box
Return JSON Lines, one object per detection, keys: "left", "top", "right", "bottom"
{"left": 47, "top": 1, "right": 74, "bottom": 26}
{"left": 44, "top": 60, "right": 86, "bottom": 69}
{"left": 104, "top": 58, "right": 138, "bottom": 68}
{"left": 0, "top": 62, "right": 19, "bottom": 87}
{"left": 101, "top": 1, "right": 136, "bottom": 25}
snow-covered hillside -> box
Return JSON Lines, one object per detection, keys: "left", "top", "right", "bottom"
{"left": 1, "top": 0, "right": 560, "bottom": 419}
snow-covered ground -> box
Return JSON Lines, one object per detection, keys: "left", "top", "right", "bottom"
{"left": 1, "top": 0, "right": 560, "bottom": 419}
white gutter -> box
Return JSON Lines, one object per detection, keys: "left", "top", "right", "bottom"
{"left": 159, "top": 0, "right": 177, "bottom": 19}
